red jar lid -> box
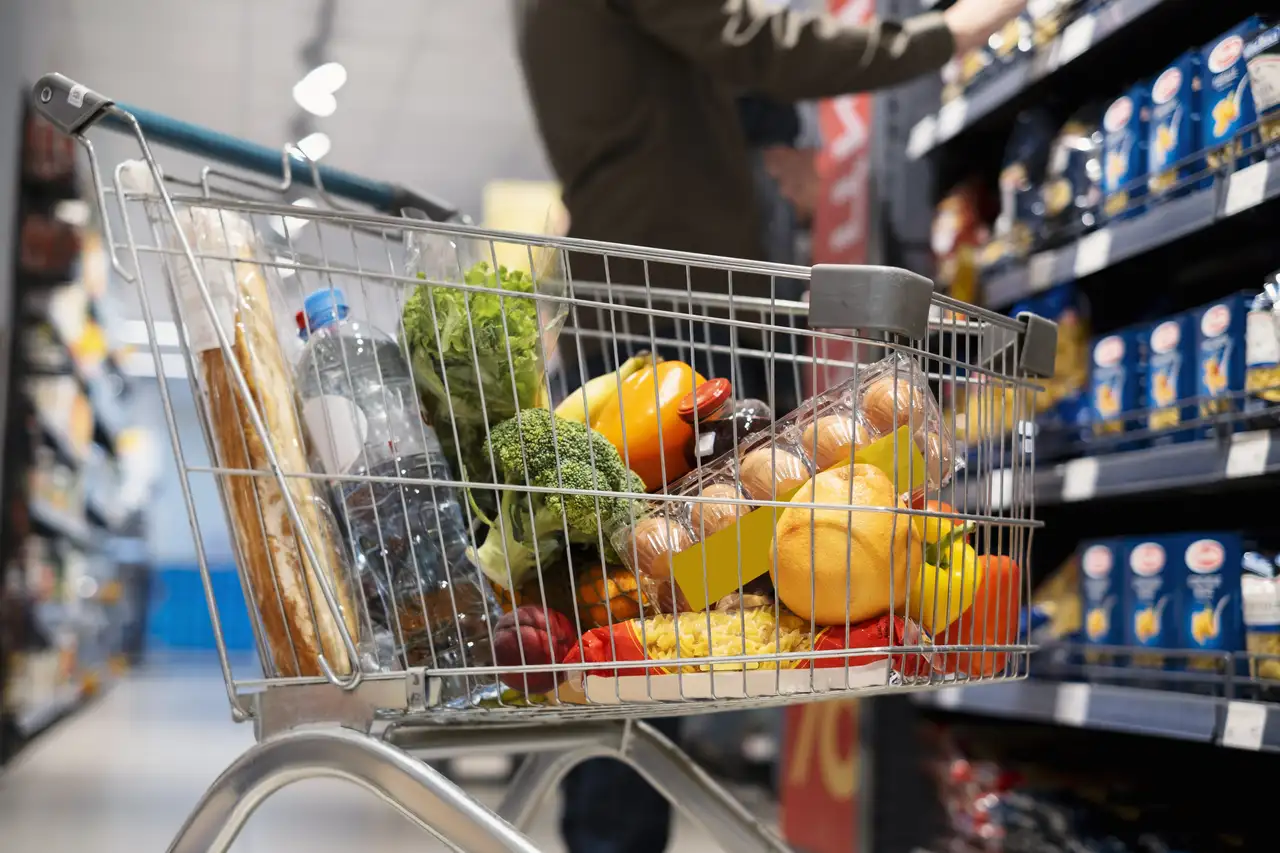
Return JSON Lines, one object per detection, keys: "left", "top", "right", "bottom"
{"left": 677, "top": 377, "right": 733, "bottom": 421}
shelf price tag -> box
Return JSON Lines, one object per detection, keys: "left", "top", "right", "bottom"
{"left": 1222, "top": 700, "right": 1268, "bottom": 750}
{"left": 988, "top": 468, "right": 1015, "bottom": 511}
{"left": 935, "top": 686, "right": 964, "bottom": 709}
{"left": 1027, "top": 252, "right": 1057, "bottom": 292}
{"left": 1056, "top": 15, "right": 1097, "bottom": 66}
{"left": 937, "top": 98, "right": 968, "bottom": 140}
{"left": 1226, "top": 430, "right": 1271, "bottom": 479}
{"left": 1053, "top": 683, "right": 1090, "bottom": 727}
{"left": 1223, "top": 161, "right": 1269, "bottom": 217}
{"left": 907, "top": 115, "right": 937, "bottom": 160}
{"left": 1060, "top": 457, "right": 1099, "bottom": 502}
{"left": 1073, "top": 228, "right": 1112, "bottom": 278}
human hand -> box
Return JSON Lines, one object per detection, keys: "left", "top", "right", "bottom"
{"left": 763, "top": 146, "right": 820, "bottom": 224}
{"left": 943, "top": 0, "right": 1027, "bottom": 56}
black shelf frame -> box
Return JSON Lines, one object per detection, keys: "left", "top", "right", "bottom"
{"left": 913, "top": 644, "right": 1280, "bottom": 751}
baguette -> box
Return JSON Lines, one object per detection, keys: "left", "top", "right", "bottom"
{"left": 162, "top": 190, "right": 358, "bottom": 678}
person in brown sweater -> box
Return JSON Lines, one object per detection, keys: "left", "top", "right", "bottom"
{"left": 515, "top": 2, "right": 1025, "bottom": 851}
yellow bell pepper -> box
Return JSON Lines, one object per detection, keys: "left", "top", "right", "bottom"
{"left": 911, "top": 499, "right": 964, "bottom": 546}
{"left": 912, "top": 538, "right": 983, "bottom": 635}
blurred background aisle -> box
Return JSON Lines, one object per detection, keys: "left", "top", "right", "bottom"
{"left": 0, "top": 657, "right": 775, "bottom": 852}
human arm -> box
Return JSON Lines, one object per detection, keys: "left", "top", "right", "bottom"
{"left": 623, "top": 0, "right": 1025, "bottom": 100}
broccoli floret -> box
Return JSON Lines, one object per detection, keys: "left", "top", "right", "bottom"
{"left": 467, "top": 409, "right": 644, "bottom": 587}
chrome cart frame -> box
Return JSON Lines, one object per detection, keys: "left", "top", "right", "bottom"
{"left": 32, "top": 73, "right": 1056, "bottom": 853}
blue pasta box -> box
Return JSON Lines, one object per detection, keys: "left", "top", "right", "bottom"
{"left": 1102, "top": 84, "right": 1148, "bottom": 220}
{"left": 1200, "top": 17, "right": 1270, "bottom": 171}
{"left": 1089, "top": 328, "right": 1143, "bottom": 450}
{"left": 1080, "top": 538, "right": 1126, "bottom": 664}
{"left": 1245, "top": 23, "right": 1280, "bottom": 160}
{"left": 1124, "top": 537, "right": 1182, "bottom": 669}
{"left": 1147, "top": 51, "right": 1203, "bottom": 200}
{"left": 1195, "top": 293, "right": 1250, "bottom": 433}
{"left": 1173, "top": 532, "right": 1244, "bottom": 673}
{"left": 1144, "top": 313, "right": 1197, "bottom": 444}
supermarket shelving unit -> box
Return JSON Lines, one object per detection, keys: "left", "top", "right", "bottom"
{"left": 0, "top": 96, "right": 140, "bottom": 767}
{"left": 911, "top": 646, "right": 1280, "bottom": 751}
{"left": 869, "top": 1, "right": 1280, "bottom": 851}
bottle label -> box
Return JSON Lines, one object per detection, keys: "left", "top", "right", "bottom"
{"left": 1246, "top": 310, "right": 1280, "bottom": 367}
{"left": 303, "top": 395, "right": 367, "bottom": 474}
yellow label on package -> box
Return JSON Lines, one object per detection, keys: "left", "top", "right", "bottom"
{"left": 670, "top": 426, "right": 926, "bottom": 610}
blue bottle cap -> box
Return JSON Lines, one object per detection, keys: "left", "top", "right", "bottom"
{"left": 304, "top": 288, "right": 348, "bottom": 330}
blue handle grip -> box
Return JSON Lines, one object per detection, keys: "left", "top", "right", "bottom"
{"left": 105, "top": 102, "right": 459, "bottom": 221}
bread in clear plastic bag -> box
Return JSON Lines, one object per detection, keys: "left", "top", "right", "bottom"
{"left": 128, "top": 162, "right": 364, "bottom": 679}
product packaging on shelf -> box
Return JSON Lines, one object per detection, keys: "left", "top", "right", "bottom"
{"left": 1147, "top": 52, "right": 1203, "bottom": 200}
{"left": 121, "top": 163, "right": 364, "bottom": 680}
{"left": 1025, "top": 0, "right": 1072, "bottom": 48}
{"left": 1245, "top": 274, "right": 1280, "bottom": 420}
{"left": 990, "top": 15, "right": 1033, "bottom": 70}
{"left": 1101, "top": 84, "right": 1149, "bottom": 220}
{"left": 1088, "top": 328, "right": 1143, "bottom": 451}
{"left": 1241, "top": 550, "right": 1280, "bottom": 681}
{"left": 981, "top": 109, "right": 1056, "bottom": 274}
{"left": 1124, "top": 537, "right": 1179, "bottom": 669}
{"left": 1195, "top": 293, "right": 1250, "bottom": 433}
{"left": 1080, "top": 538, "right": 1125, "bottom": 664}
{"left": 1245, "top": 23, "right": 1280, "bottom": 159}
{"left": 1038, "top": 107, "right": 1104, "bottom": 247}
{"left": 1143, "top": 313, "right": 1197, "bottom": 444}
{"left": 611, "top": 353, "right": 957, "bottom": 622}
{"left": 1174, "top": 532, "right": 1244, "bottom": 673}
{"left": 931, "top": 179, "right": 996, "bottom": 307}
{"left": 1200, "top": 17, "right": 1269, "bottom": 171}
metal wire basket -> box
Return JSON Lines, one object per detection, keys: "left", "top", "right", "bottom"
{"left": 33, "top": 73, "right": 1056, "bottom": 853}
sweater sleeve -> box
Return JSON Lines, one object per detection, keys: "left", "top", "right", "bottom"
{"left": 627, "top": 0, "right": 955, "bottom": 100}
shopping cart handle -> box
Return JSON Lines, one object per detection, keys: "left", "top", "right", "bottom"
{"left": 31, "top": 73, "right": 461, "bottom": 221}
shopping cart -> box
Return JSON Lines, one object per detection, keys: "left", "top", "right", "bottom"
{"left": 32, "top": 73, "right": 1056, "bottom": 853}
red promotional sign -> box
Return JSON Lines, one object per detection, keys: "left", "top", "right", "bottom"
{"left": 780, "top": 700, "right": 861, "bottom": 852}
{"left": 806, "top": 0, "right": 876, "bottom": 397}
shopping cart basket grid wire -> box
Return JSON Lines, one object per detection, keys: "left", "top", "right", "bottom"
{"left": 32, "top": 73, "right": 1055, "bottom": 853}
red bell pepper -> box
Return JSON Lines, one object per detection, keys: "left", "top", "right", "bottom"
{"left": 936, "top": 556, "right": 1021, "bottom": 677}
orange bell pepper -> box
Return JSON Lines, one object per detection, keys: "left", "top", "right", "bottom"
{"left": 591, "top": 361, "right": 704, "bottom": 490}
{"left": 936, "top": 555, "right": 1021, "bottom": 677}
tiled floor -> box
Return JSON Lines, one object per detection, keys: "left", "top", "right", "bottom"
{"left": 0, "top": 662, "right": 774, "bottom": 851}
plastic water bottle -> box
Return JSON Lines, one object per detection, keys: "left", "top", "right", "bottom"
{"left": 294, "top": 288, "right": 502, "bottom": 701}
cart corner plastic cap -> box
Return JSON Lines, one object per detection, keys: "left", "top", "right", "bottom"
{"left": 304, "top": 288, "right": 348, "bottom": 329}
{"left": 118, "top": 159, "right": 157, "bottom": 195}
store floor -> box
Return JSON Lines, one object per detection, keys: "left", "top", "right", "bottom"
{"left": 0, "top": 658, "right": 774, "bottom": 851}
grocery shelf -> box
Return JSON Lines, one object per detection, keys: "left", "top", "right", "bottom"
{"left": 29, "top": 499, "right": 94, "bottom": 550}
{"left": 968, "top": 428, "right": 1280, "bottom": 508}
{"left": 916, "top": 678, "right": 1280, "bottom": 752}
{"left": 906, "top": 0, "right": 1167, "bottom": 159}
{"left": 36, "top": 412, "right": 85, "bottom": 469}
{"left": 915, "top": 644, "right": 1280, "bottom": 751}
{"left": 15, "top": 684, "right": 83, "bottom": 737}
{"left": 981, "top": 159, "right": 1280, "bottom": 309}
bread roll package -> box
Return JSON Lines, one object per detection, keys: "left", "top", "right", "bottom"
{"left": 610, "top": 351, "right": 957, "bottom": 616}
{"left": 127, "top": 164, "right": 362, "bottom": 679}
